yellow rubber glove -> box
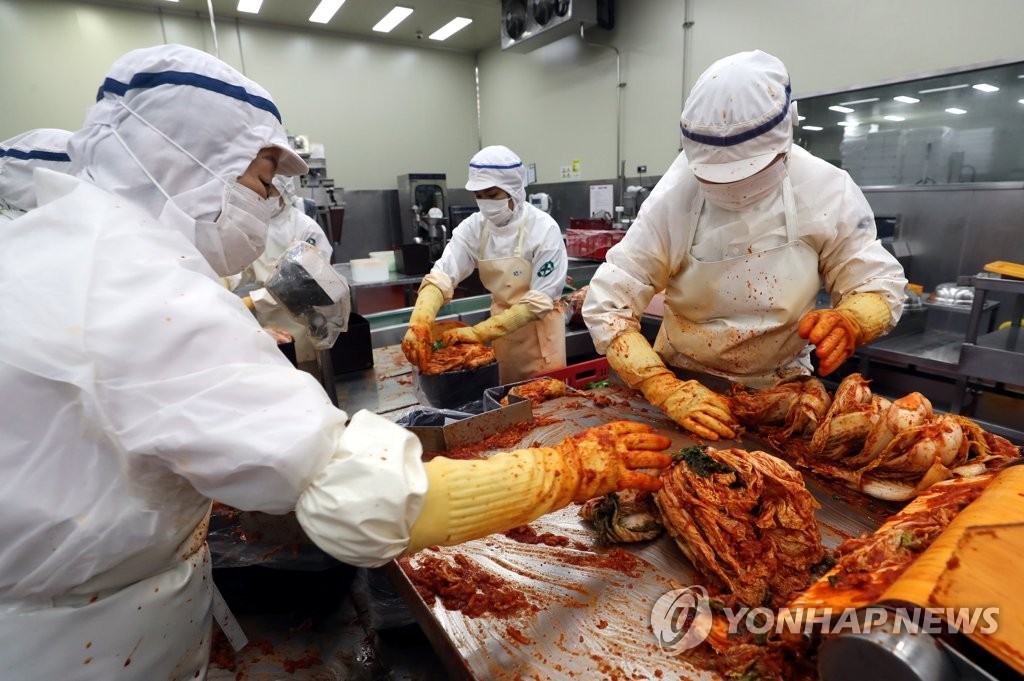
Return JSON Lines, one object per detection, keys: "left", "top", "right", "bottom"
{"left": 799, "top": 292, "right": 891, "bottom": 376}
{"left": 402, "top": 284, "right": 445, "bottom": 371}
{"left": 606, "top": 331, "right": 737, "bottom": 441}
{"left": 406, "top": 421, "right": 672, "bottom": 554}
{"left": 441, "top": 303, "right": 535, "bottom": 346}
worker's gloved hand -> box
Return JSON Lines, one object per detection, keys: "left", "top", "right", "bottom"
{"left": 404, "top": 421, "right": 672, "bottom": 554}
{"left": 441, "top": 302, "right": 535, "bottom": 346}
{"left": 605, "top": 330, "right": 737, "bottom": 441}
{"left": 799, "top": 292, "right": 891, "bottom": 376}
{"left": 402, "top": 284, "right": 445, "bottom": 371}
{"left": 552, "top": 421, "right": 674, "bottom": 501}
{"left": 642, "top": 374, "right": 737, "bottom": 441}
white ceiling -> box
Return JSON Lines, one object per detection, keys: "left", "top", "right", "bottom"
{"left": 88, "top": 0, "right": 502, "bottom": 52}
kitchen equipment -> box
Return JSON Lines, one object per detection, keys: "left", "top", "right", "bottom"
{"left": 368, "top": 250, "right": 396, "bottom": 273}
{"left": 396, "top": 242, "right": 431, "bottom": 275}
{"left": 528, "top": 192, "right": 551, "bottom": 213}
{"left": 413, "top": 361, "right": 500, "bottom": 411}
{"left": 329, "top": 313, "right": 373, "bottom": 375}
{"left": 397, "top": 173, "right": 447, "bottom": 255}
{"left": 929, "top": 281, "right": 975, "bottom": 307}
{"left": 818, "top": 611, "right": 959, "bottom": 681}
{"left": 349, "top": 257, "right": 389, "bottom": 283}
{"left": 984, "top": 260, "right": 1024, "bottom": 280}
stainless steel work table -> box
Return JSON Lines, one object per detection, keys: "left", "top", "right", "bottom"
{"left": 386, "top": 385, "right": 893, "bottom": 681}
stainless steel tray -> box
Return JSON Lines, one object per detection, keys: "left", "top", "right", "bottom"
{"left": 389, "top": 387, "right": 893, "bottom": 680}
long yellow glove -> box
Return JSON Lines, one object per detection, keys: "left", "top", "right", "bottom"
{"left": 401, "top": 284, "right": 445, "bottom": 371}
{"left": 606, "top": 331, "right": 737, "bottom": 441}
{"left": 441, "top": 302, "right": 535, "bottom": 346}
{"left": 406, "top": 421, "right": 672, "bottom": 553}
{"left": 798, "top": 292, "right": 891, "bottom": 376}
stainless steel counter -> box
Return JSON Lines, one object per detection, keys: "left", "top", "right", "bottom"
{"left": 388, "top": 387, "right": 893, "bottom": 681}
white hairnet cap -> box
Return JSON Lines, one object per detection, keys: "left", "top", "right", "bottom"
{"left": 465, "top": 145, "right": 527, "bottom": 208}
{"left": 0, "top": 128, "right": 73, "bottom": 211}
{"left": 69, "top": 44, "right": 307, "bottom": 221}
{"left": 680, "top": 50, "right": 794, "bottom": 183}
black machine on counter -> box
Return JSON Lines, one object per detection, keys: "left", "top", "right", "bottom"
{"left": 397, "top": 173, "right": 449, "bottom": 265}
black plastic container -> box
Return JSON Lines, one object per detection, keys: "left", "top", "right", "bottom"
{"left": 413, "top": 362, "right": 500, "bottom": 410}
{"left": 396, "top": 242, "right": 431, "bottom": 275}
{"left": 329, "top": 313, "right": 374, "bottom": 374}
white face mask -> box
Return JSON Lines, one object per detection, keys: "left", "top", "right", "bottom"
{"left": 699, "top": 159, "right": 787, "bottom": 212}
{"left": 196, "top": 182, "right": 272, "bottom": 276}
{"left": 111, "top": 101, "right": 274, "bottom": 276}
{"left": 476, "top": 197, "right": 515, "bottom": 227}
{"left": 270, "top": 193, "right": 287, "bottom": 219}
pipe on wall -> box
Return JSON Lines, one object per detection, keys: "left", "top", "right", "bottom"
{"left": 580, "top": 23, "right": 624, "bottom": 203}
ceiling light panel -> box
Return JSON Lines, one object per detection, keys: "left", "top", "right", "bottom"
{"left": 802, "top": 125, "right": 823, "bottom": 131}
{"left": 884, "top": 115, "right": 906, "bottom": 122}
{"left": 945, "top": 108, "right": 967, "bottom": 115}
{"left": 918, "top": 84, "right": 969, "bottom": 94}
{"left": 310, "top": 0, "right": 347, "bottom": 24}
{"left": 972, "top": 83, "right": 999, "bottom": 92}
{"left": 237, "top": 0, "right": 262, "bottom": 12}
{"left": 839, "top": 97, "right": 879, "bottom": 106}
{"left": 893, "top": 95, "right": 920, "bottom": 104}
{"left": 373, "top": 6, "right": 413, "bottom": 32}
{"left": 430, "top": 17, "right": 472, "bottom": 41}
{"left": 829, "top": 105, "right": 855, "bottom": 113}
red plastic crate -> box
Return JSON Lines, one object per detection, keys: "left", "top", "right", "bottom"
{"left": 535, "top": 357, "right": 610, "bottom": 389}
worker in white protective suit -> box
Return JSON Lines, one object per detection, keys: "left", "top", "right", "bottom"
{"left": 402, "top": 145, "right": 569, "bottom": 383}
{"left": 0, "top": 45, "right": 671, "bottom": 681}
{"left": 0, "top": 128, "right": 73, "bottom": 222}
{"left": 583, "top": 50, "right": 907, "bottom": 441}
{"left": 227, "top": 174, "right": 333, "bottom": 364}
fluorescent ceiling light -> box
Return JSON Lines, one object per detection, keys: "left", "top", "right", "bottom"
{"left": 972, "top": 83, "right": 999, "bottom": 92}
{"left": 884, "top": 115, "right": 905, "bottom": 122}
{"left": 893, "top": 95, "right": 920, "bottom": 104}
{"left": 430, "top": 16, "right": 472, "bottom": 40}
{"left": 828, "top": 105, "right": 855, "bottom": 113}
{"left": 373, "top": 6, "right": 413, "bottom": 32}
{"left": 918, "top": 84, "right": 969, "bottom": 94}
{"left": 837, "top": 121, "right": 857, "bottom": 127}
{"left": 802, "top": 125, "right": 823, "bottom": 131}
{"left": 1019, "top": 99, "right": 1024, "bottom": 104}
{"left": 310, "top": 0, "right": 347, "bottom": 24}
{"left": 797, "top": 115, "right": 806, "bottom": 121}
{"left": 237, "top": 0, "right": 262, "bottom": 12}
{"left": 945, "top": 107, "right": 967, "bottom": 115}
{"left": 839, "top": 97, "right": 879, "bottom": 106}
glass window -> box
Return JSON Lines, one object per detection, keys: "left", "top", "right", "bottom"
{"left": 794, "top": 60, "right": 1024, "bottom": 185}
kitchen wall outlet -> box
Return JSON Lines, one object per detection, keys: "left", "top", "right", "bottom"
{"left": 560, "top": 165, "right": 571, "bottom": 179}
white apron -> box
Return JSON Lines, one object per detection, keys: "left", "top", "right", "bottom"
{"left": 0, "top": 508, "right": 214, "bottom": 681}
{"left": 478, "top": 218, "right": 566, "bottom": 384}
{"left": 655, "top": 175, "right": 820, "bottom": 389}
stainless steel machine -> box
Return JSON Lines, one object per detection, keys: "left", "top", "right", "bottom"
{"left": 397, "top": 173, "right": 448, "bottom": 262}
{"left": 292, "top": 135, "right": 345, "bottom": 260}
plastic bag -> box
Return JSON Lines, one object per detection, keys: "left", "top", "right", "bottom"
{"left": 265, "top": 241, "right": 351, "bottom": 350}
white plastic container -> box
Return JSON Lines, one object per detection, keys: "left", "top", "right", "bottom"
{"left": 368, "top": 250, "right": 397, "bottom": 273}
{"left": 350, "top": 258, "right": 389, "bottom": 283}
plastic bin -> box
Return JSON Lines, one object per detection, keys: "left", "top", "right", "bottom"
{"left": 329, "top": 313, "right": 374, "bottom": 374}
{"left": 536, "top": 357, "right": 610, "bottom": 389}
{"left": 413, "top": 361, "right": 500, "bottom": 410}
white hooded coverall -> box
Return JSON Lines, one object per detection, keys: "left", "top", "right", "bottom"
{"left": 584, "top": 50, "right": 906, "bottom": 389}
{"left": 423, "top": 146, "right": 568, "bottom": 383}
{"left": 0, "top": 128, "right": 73, "bottom": 222}
{"left": 0, "top": 45, "right": 427, "bottom": 681}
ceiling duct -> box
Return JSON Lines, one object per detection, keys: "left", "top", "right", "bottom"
{"left": 500, "top": 0, "right": 614, "bottom": 53}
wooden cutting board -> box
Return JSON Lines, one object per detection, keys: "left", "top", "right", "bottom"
{"left": 984, "top": 260, "right": 1024, "bottom": 280}
{"left": 927, "top": 523, "right": 1024, "bottom": 674}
